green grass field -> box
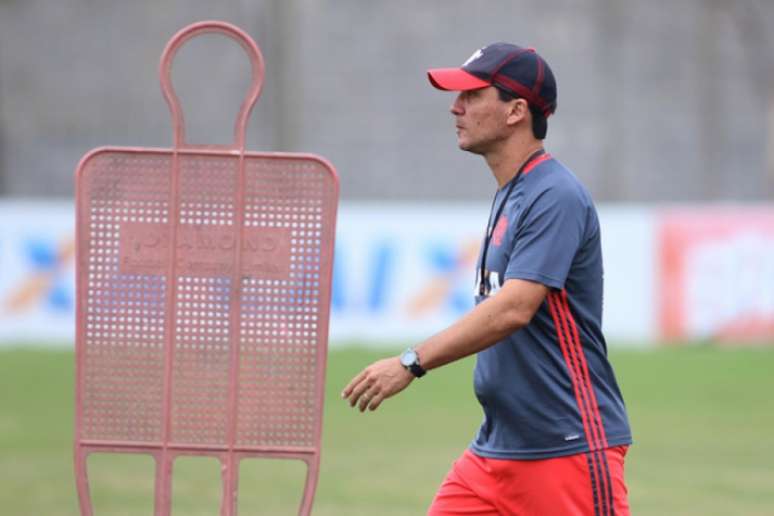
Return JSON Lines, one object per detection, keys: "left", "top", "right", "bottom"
{"left": 1, "top": 345, "right": 773, "bottom": 515}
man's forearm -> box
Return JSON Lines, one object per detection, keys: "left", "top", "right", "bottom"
{"left": 416, "top": 281, "right": 544, "bottom": 370}
{"left": 342, "top": 280, "right": 547, "bottom": 412}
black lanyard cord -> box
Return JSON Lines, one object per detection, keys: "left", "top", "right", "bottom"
{"left": 478, "top": 149, "right": 546, "bottom": 296}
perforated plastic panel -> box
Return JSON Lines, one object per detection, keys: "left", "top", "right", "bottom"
{"left": 74, "top": 21, "right": 338, "bottom": 516}
{"left": 237, "top": 159, "right": 329, "bottom": 449}
{"left": 81, "top": 153, "right": 171, "bottom": 444}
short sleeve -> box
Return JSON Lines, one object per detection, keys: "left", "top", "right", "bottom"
{"left": 504, "top": 185, "right": 586, "bottom": 290}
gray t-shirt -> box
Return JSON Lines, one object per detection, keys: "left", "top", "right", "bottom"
{"left": 471, "top": 153, "right": 632, "bottom": 460}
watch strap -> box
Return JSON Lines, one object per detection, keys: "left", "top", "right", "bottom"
{"left": 401, "top": 348, "right": 426, "bottom": 378}
{"left": 408, "top": 361, "right": 426, "bottom": 378}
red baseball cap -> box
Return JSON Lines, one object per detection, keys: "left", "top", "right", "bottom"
{"left": 428, "top": 43, "right": 558, "bottom": 117}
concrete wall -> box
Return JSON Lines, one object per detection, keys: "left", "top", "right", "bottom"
{"left": 1, "top": 0, "right": 773, "bottom": 201}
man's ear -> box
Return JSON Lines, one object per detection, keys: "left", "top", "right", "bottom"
{"left": 506, "top": 99, "right": 529, "bottom": 126}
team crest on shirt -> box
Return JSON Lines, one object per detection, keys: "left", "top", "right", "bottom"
{"left": 491, "top": 216, "right": 508, "bottom": 246}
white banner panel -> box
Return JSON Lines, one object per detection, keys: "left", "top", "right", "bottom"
{"left": 331, "top": 203, "right": 487, "bottom": 343}
{"left": 598, "top": 206, "right": 657, "bottom": 342}
{"left": 0, "top": 201, "right": 75, "bottom": 343}
{"left": 331, "top": 203, "right": 656, "bottom": 346}
{"left": 0, "top": 201, "right": 662, "bottom": 347}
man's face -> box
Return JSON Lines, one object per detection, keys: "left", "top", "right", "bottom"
{"left": 450, "top": 86, "right": 513, "bottom": 155}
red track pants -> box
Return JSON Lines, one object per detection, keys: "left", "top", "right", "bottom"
{"left": 428, "top": 446, "right": 630, "bottom": 516}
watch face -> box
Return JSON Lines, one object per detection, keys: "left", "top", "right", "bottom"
{"left": 400, "top": 350, "right": 417, "bottom": 367}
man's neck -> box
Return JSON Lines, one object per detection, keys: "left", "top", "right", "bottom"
{"left": 485, "top": 139, "right": 545, "bottom": 188}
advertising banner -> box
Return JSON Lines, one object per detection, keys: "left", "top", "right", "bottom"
{"left": 658, "top": 207, "right": 774, "bottom": 342}
{"left": 0, "top": 202, "right": 76, "bottom": 343}
{"left": 4, "top": 202, "right": 769, "bottom": 346}
{"left": 331, "top": 203, "right": 486, "bottom": 343}
{"left": 333, "top": 204, "right": 657, "bottom": 345}
{"left": 0, "top": 201, "right": 659, "bottom": 347}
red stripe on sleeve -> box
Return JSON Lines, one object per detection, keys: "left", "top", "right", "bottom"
{"left": 548, "top": 292, "right": 605, "bottom": 515}
{"left": 560, "top": 290, "right": 610, "bottom": 449}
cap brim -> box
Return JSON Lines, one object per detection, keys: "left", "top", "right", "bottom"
{"left": 427, "top": 68, "right": 490, "bottom": 91}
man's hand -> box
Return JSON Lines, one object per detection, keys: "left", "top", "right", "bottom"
{"left": 341, "top": 356, "right": 414, "bottom": 412}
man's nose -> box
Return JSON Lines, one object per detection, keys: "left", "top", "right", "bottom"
{"left": 450, "top": 94, "right": 464, "bottom": 115}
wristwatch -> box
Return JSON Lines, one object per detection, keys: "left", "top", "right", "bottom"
{"left": 400, "top": 347, "right": 426, "bottom": 378}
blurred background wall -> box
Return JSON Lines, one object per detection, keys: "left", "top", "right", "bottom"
{"left": 1, "top": 0, "right": 773, "bottom": 202}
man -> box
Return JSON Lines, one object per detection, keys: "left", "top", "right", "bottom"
{"left": 342, "top": 43, "right": 632, "bottom": 516}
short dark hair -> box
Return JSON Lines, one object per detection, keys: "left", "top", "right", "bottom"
{"left": 496, "top": 87, "right": 548, "bottom": 140}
